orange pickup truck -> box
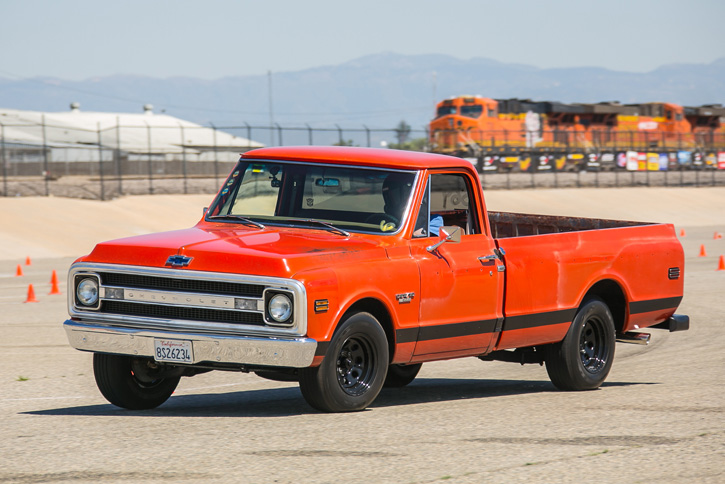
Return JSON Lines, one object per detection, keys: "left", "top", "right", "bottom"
{"left": 64, "top": 146, "right": 688, "bottom": 412}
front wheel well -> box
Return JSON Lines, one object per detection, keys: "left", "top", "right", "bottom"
{"left": 339, "top": 298, "right": 395, "bottom": 362}
{"left": 581, "top": 280, "right": 626, "bottom": 333}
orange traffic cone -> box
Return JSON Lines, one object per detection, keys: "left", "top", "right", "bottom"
{"left": 25, "top": 256, "right": 32, "bottom": 266}
{"left": 718, "top": 256, "right": 725, "bottom": 271}
{"left": 15, "top": 264, "right": 24, "bottom": 277}
{"left": 699, "top": 245, "right": 707, "bottom": 257}
{"left": 715, "top": 232, "right": 723, "bottom": 240}
{"left": 49, "top": 270, "right": 61, "bottom": 295}
{"left": 24, "top": 284, "right": 39, "bottom": 303}
{"left": 680, "top": 229, "right": 686, "bottom": 237}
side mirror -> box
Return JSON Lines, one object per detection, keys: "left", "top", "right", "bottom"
{"left": 426, "top": 226, "right": 462, "bottom": 253}
{"left": 203, "top": 207, "right": 209, "bottom": 216}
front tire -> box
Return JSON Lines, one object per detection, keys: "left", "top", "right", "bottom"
{"left": 299, "top": 312, "right": 389, "bottom": 412}
{"left": 545, "top": 297, "right": 615, "bottom": 391}
{"left": 93, "top": 353, "right": 180, "bottom": 410}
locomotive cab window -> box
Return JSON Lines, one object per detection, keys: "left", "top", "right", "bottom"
{"left": 460, "top": 105, "right": 483, "bottom": 119}
{"left": 437, "top": 105, "right": 457, "bottom": 118}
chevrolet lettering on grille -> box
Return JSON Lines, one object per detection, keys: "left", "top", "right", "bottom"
{"left": 123, "top": 289, "right": 238, "bottom": 309}
{"left": 166, "top": 255, "right": 193, "bottom": 267}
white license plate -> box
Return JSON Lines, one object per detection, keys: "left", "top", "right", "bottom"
{"left": 153, "top": 339, "right": 193, "bottom": 363}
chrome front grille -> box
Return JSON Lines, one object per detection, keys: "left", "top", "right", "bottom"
{"left": 68, "top": 263, "right": 307, "bottom": 337}
{"left": 102, "top": 300, "right": 266, "bottom": 325}
{"left": 99, "top": 272, "right": 265, "bottom": 297}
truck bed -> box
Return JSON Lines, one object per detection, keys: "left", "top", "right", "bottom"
{"left": 488, "top": 211, "right": 651, "bottom": 238}
{"left": 489, "top": 214, "right": 682, "bottom": 351}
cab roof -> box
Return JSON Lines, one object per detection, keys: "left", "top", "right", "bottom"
{"left": 241, "top": 146, "right": 470, "bottom": 171}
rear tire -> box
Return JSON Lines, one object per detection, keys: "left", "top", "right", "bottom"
{"left": 384, "top": 363, "right": 422, "bottom": 388}
{"left": 299, "top": 312, "right": 388, "bottom": 412}
{"left": 93, "top": 353, "right": 180, "bottom": 410}
{"left": 545, "top": 297, "right": 615, "bottom": 391}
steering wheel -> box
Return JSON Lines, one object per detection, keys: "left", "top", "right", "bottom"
{"left": 364, "top": 213, "right": 399, "bottom": 232}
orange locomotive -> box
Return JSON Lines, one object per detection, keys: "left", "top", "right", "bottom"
{"left": 430, "top": 95, "right": 725, "bottom": 168}
{"left": 63, "top": 146, "right": 688, "bottom": 412}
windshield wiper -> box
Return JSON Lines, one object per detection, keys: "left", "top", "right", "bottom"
{"left": 284, "top": 219, "right": 350, "bottom": 237}
{"left": 208, "top": 215, "right": 266, "bottom": 229}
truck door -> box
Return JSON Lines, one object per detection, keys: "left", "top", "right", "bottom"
{"left": 410, "top": 172, "right": 505, "bottom": 358}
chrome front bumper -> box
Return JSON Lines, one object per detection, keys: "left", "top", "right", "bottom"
{"left": 63, "top": 320, "right": 317, "bottom": 368}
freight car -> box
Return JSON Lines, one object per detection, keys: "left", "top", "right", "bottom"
{"left": 430, "top": 96, "right": 725, "bottom": 172}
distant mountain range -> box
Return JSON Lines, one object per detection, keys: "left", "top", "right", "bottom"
{"left": 2, "top": 52, "right": 724, "bottom": 132}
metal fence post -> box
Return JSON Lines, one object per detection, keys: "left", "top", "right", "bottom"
{"left": 529, "top": 161, "right": 535, "bottom": 189}
{"left": 664, "top": 164, "right": 668, "bottom": 187}
{"left": 595, "top": 164, "right": 600, "bottom": 188}
{"left": 646, "top": 161, "right": 650, "bottom": 187}
{"left": 41, "top": 114, "right": 49, "bottom": 196}
{"left": 145, "top": 122, "right": 154, "bottom": 194}
{"left": 244, "top": 122, "right": 252, "bottom": 150}
{"left": 305, "top": 124, "right": 313, "bottom": 145}
{"left": 616, "top": 166, "right": 621, "bottom": 188}
{"left": 712, "top": 164, "right": 716, "bottom": 187}
{"left": 179, "top": 123, "right": 188, "bottom": 194}
{"left": 0, "top": 122, "right": 7, "bottom": 197}
{"left": 97, "top": 122, "right": 105, "bottom": 201}
{"left": 363, "top": 125, "right": 371, "bottom": 147}
{"left": 275, "top": 123, "right": 283, "bottom": 146}
{"left": 116, "top": 117, "right": 123, "bottom": 196}
{"left": 336, "top": 125, "right": 343, "bottom": 145}
{"left": 210, "top": 122, "right": 220, "bottom": 185}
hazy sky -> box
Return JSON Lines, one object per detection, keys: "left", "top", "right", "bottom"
{"left": 1, "top": 0, "right": 724, "bottom": 80}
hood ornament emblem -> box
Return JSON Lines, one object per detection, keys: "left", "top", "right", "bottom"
{"left": 166, "top": 255, "right": 193, "bottom": 268}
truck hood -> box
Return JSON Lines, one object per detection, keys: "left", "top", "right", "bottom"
{"left": 82, "top": 225, "right": 389, "bottom": 277}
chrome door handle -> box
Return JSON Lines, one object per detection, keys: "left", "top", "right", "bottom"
{"left": 479, "top": 248, "right": 506, "bottom": 272}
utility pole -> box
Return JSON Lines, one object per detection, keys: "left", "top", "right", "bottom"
{"left": 268, "top": 70, "right": 274, "bottom": 146}
{"left": 432, "top": 71, "right": 438, "bottom": 111}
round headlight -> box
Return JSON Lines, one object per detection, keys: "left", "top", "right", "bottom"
{"left": 77, "top": 278, "right": 99, "bottom": 306}
{"left": 268, "top": 294, "right": 292, "bottom": 322}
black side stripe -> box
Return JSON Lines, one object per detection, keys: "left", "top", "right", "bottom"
{"left": 394, "top": 320, "right": 498, "bottom": 346}
{"left": 629, "top": 296, "right": 683, "bottom": 315}
{"left": 396, "top": 309, "right": 576, "bottom": 346}
{"left": 502, "top": 308, "right": 577, "bottom": 332}
{"left": 396, "top": 327, "right": 419, "bottom": 344}
{"left": 316, "top": 297, "right": 683, "bottom": 358}
{"left": 314, "top": 341, "right": 330, "bottom": 357}
{"left": 416, "top": 319, "right": 499, "bottom": 342}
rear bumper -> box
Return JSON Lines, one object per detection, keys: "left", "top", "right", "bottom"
{"left": 651, "top": 314, "right": 690, "bottom": 332}
{"left": 63, "top": 320, "right": 317, "bottom": 368}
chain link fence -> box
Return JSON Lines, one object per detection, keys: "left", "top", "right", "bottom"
{"left": 1, "top": 121, "right": 723, "bottom": 200}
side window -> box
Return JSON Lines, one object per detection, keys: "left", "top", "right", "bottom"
{"left": 414, "top": 173, "right": 479, "bottom": 237}
{"left": 413, "top": 180, "right": 431, "bottom": 238}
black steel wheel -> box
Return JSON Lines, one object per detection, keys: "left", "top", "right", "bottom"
{"left": 545, "top": 297, "right": 615, "bottom": 391}
{"left": 93, "top": 353, "right": 180, "bottom": 410}
{"left": 299, "top": 312, "right": 388, "bottom": 412}
{"left": 384, "top": 363, "right": 422, "bottom": 388}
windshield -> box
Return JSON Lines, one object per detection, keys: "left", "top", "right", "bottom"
{"left": 207, "top": 161, "right": 417, "bottom": 234}
{"left": 460, "top": 104, "right": 483, "bottom": 118}
{"left": 437, "top": 105, "right": 457, "bottom": 118}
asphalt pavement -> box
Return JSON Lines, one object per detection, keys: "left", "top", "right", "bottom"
{"left": 0, "top": 209, "right": 723, "bottom": 484}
